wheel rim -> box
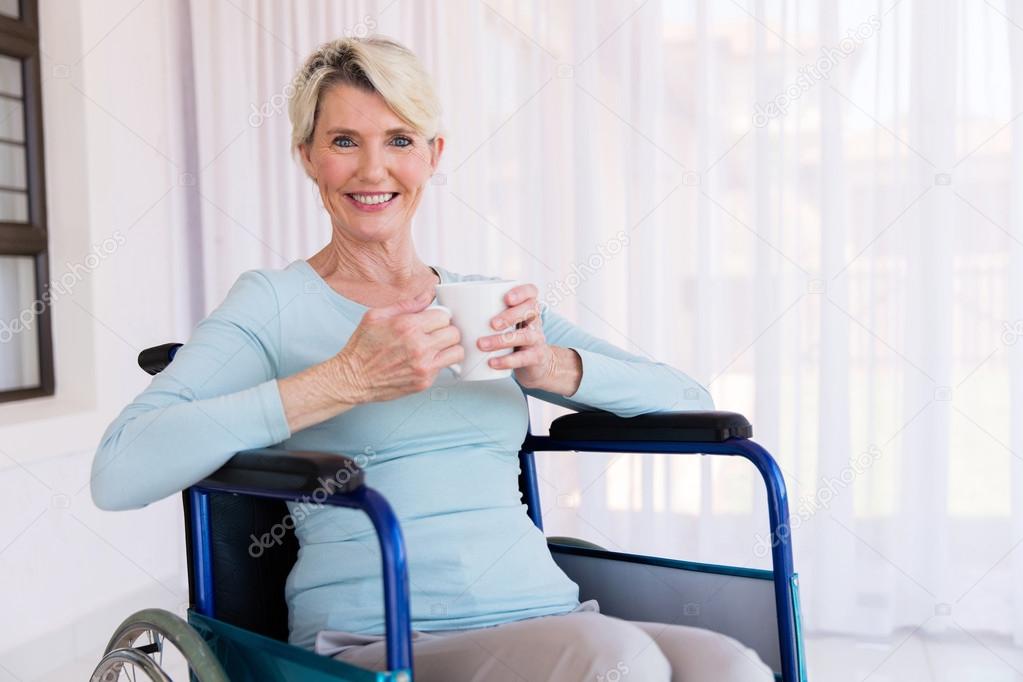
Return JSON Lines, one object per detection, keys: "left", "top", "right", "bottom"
{"left": 90, "top": 645, "right": 174, "bottom": 682}
{"left": 91, "top": 609, "right": 226, "bottom": 682}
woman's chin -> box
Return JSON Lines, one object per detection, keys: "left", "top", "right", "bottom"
{"left": 337, "top": 215, "right": 407, "bottom": 241}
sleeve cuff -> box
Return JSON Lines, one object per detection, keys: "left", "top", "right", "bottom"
{"left": 254, "top": 378, "right": 292, "bottom": 444}
{"left": 565, "top": 346, "right": 613, "bottom": 403}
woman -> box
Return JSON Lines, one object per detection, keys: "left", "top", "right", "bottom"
{"left": 91, "top": 35, "right": 773, "bottom": 682}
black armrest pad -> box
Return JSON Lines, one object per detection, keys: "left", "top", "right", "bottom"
{"left": 199, "top": 448, "right": 364, "bottom": 495}
{"left": 549, "top": 410, "right": 752, "bottom": 442}
{"left": 139, "top": 342, "right": 183, "bottom": 375}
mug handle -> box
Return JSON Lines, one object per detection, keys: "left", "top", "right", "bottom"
{"left": 429, "top": 304, "right": 461, "bottom": 376}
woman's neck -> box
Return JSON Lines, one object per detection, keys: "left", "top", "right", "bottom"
{"left": 310, "top": 233, "right": 432, "bottom": 286}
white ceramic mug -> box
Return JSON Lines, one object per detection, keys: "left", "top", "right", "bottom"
{"left": 431, "top": 279, "right": 520, "bottom": 381}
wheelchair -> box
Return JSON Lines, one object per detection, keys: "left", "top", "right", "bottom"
{"left": 91, "top": 342, "right": 808, "bottom": 682}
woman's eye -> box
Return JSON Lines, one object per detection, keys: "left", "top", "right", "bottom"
{"left": 391, "top": 136, "right": 413, "bottom": 148}
{"left": 332, "top": 136, "right": 355, "bottom": 148}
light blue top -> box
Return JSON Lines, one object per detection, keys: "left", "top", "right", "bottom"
{"left": 91, "top": 259, "right": 714, "bottom": 651}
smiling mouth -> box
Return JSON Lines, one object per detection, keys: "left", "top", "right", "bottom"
{"left": 345, "top": 192, "right": 399, "bottom": 207}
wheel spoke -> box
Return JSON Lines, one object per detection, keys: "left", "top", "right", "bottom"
{"left": 92, "top": 609, "right": 227, "bottom": 682}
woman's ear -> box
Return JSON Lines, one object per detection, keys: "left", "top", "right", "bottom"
{"left": 429, "top": 135, "right": 445, "bottom": 173}
{"left": 298, "top": 143, "right": 317, "bottom": 181}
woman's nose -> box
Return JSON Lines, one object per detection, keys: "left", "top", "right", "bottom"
{"left": 356, "top": 146, "right": 387, "bottom": 184}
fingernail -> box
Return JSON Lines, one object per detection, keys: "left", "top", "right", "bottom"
{"left": 492, "top": 318, "right": 503, "bottom": 329}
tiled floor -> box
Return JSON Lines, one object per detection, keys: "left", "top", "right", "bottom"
{"left": 16, "top": 631, "right": 1023, "bottom": 680}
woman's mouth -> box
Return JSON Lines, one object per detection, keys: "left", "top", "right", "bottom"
{"left": 345, "top": 192, "right": 399, "bottom": 212}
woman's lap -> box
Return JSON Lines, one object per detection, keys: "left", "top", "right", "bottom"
{"left": 627, "top": 619, "right": 775, "bottom": 682}
{"left": 315, "top": 606, "right": 774, "bottom": 682}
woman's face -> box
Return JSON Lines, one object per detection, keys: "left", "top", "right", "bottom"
{"left": 299, "top": 83, "right": 443, "bottom": 243}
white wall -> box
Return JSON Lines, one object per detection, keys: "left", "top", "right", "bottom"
{"left": 0, "top": 2, "right": 197, "bottom": 678}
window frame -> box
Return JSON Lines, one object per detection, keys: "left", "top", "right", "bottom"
{"left": 0, "top": 0, "right": 53, "bottom": 403}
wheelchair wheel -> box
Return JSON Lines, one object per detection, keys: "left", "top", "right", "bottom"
{"left": 90, "top": 608, "right": 229, "bottom": 682}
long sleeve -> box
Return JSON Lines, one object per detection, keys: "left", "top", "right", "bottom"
{"left": 90, "top": 271, "right": 292, "bottom": 511}
{"left": 520, "top": 305, "right": 715, "bottom": 417}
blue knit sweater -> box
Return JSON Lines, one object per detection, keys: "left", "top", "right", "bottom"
{"left": 91, "top": 259, "right": 714, "bottom": 650}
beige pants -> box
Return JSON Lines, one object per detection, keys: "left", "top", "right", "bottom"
{"left": 314, "top": 601, "right": 774, "bottom": 682}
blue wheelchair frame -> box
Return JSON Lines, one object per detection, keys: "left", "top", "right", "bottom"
{"left": 520, "top": 432, "right": 805, "bottom": 682}
{"left": 139, "top": 343, "right": 807, "bottom": 681}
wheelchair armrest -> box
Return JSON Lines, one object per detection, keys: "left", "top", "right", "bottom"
{"left": 199, "top": 448, "right": 364, "bottom": 495}
{"left": 188, "top": 449, "right": 410, "bottom": 670}
{"left": 549, "top": 410, "right": 752, "bottom": 442}
{"left": 138, "top": 342, "right": 183, "bottom": 375}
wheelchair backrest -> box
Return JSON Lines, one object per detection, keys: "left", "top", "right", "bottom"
{"left": 182, "top": 490, "right": 298, "bottom": 642}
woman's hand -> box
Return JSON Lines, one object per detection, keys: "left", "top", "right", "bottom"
{"left": 334, "top": 289, "right": 464, "bottom": 404}
{"left": 478, "top": 283, "right": 582, "bottom": 395}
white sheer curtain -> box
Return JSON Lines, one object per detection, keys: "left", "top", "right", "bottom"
{"left": 184, "top": 0, "right": 1022, "bottom": 643}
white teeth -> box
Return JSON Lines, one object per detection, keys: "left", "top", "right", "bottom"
{"left": 350, "top": 193, "right": 396, "bottom": 205}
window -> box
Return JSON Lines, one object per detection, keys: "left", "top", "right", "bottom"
{"left": 0, "top": 0, "right": 52, "bottom": 402}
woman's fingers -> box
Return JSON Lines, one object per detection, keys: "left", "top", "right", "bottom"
{"left": 489, "top": 344, "right": 546, "bottom": 369}
{"left": 490, "top": 298, "right": 541, "bottom": 331}
{"left": 435, "top": 342, "right": 465, "bottom": 369}
{"left": 477, "top": 323, "right": 540, "bottom": 351}
{"left": 504, "top": 283, "right": 539, "bottom": 307}
{"left": 415, "top": 306, "right": 456, "bottom": 332}
{"left": 426, "top": 323, "right": 461, "bottom": 351}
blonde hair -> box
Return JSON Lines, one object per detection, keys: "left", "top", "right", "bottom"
{"left": 288, "top": 35, "right": 442, "bottom": 152}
